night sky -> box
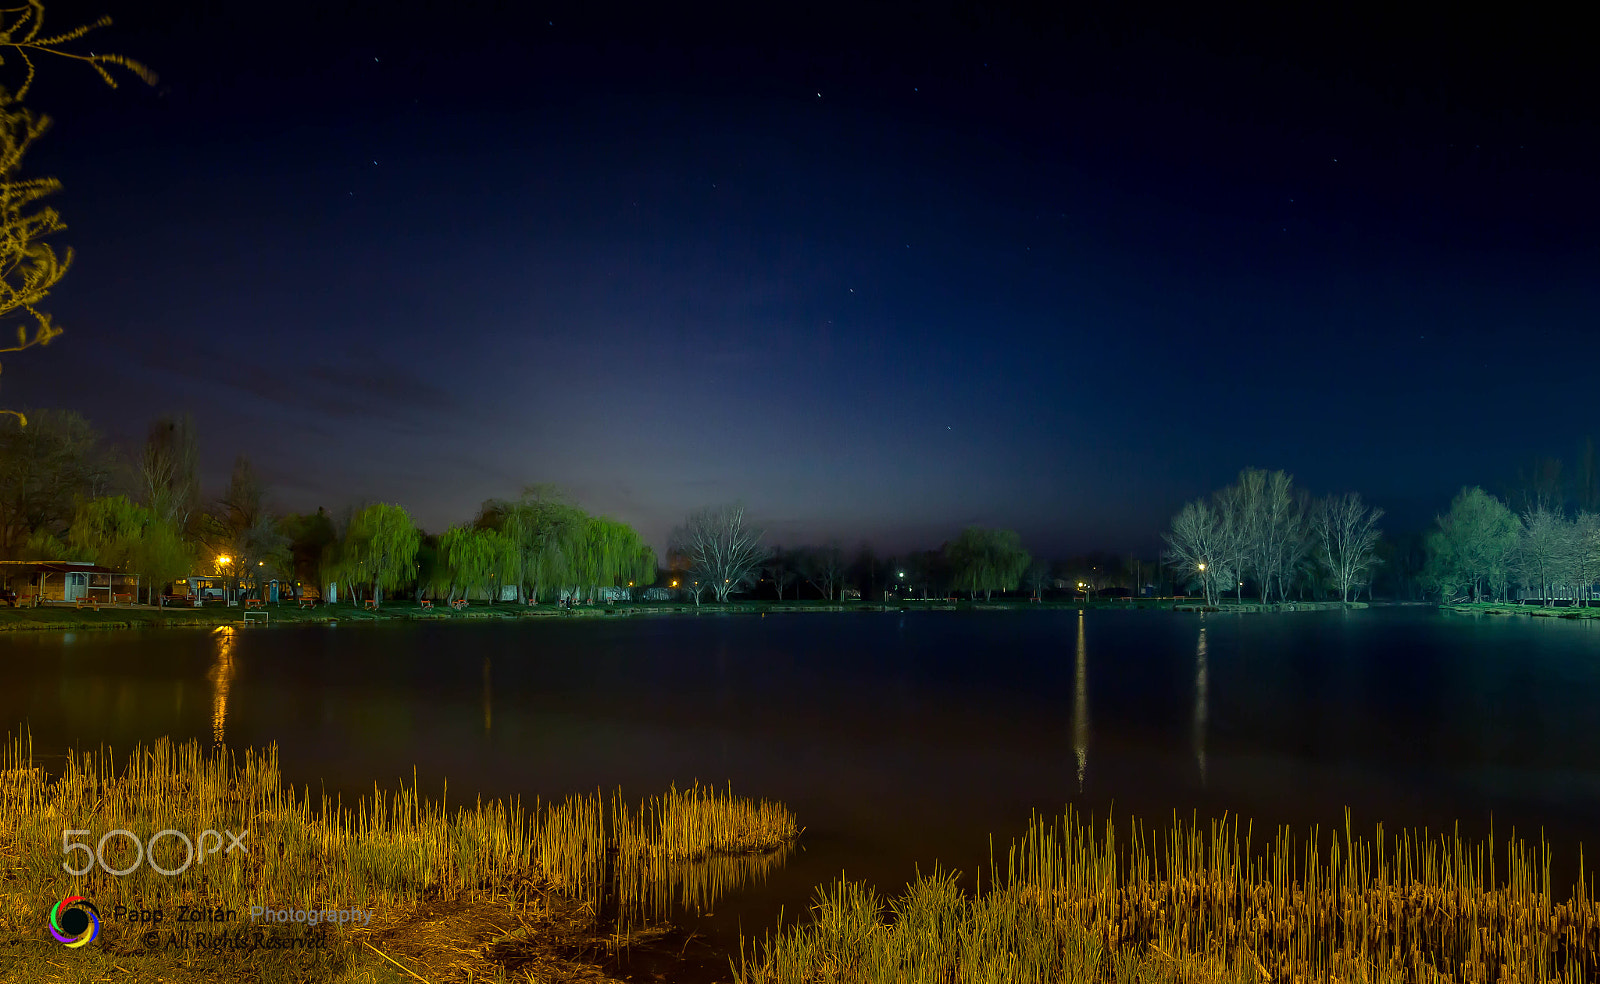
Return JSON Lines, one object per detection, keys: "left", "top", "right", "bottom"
{"left": 10, "top": 2, "right": 1599, "bottom": 555}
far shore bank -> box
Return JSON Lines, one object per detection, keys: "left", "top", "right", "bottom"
{"left": 1445, "top": 601, "right": 1600, "bottom": 619}
{"left": 0, "top": 596, "right": 1402, "bottom": 633}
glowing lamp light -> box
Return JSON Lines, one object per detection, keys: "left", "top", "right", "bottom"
{"left": 216, "top": 555, "right": 231, "bottom": 566}
{"left": 1197, "top": 563, "right": 1207, "bottom": 571}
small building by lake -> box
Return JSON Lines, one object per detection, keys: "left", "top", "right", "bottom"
{"left": 0, "top": 560, "right": 143, "bottom": 605}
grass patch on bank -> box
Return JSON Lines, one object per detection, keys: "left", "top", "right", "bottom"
{"left": 0, "top": 730, "right": 798, "bottom": 983}
{"left": 738, "top": 809, "right": 1598, "bottom": 984}
{"left": 1446, "top": 602, "right": 1600, "bottom": 619}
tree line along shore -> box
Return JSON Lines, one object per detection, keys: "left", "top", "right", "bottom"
{"left": 6, "top": 413, "right": 1600, "bottom": 616}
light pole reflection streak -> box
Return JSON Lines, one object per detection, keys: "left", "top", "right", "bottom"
{"left": 1193, "top": 620, "right": 1209, "bottom": 785}
{"left": 1073, "top": 612, "right": 1088, "bottom": 790}
{"left": 209, "top": 627, "right": 236, "bottom": 746}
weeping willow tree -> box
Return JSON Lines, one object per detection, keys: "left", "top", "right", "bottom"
{"left": 475, "top": 486, "right": 656, "bottom": 604}
{"left": 944, "top": 526, "right": 1030, "bottom": 601}
{"left": 477, "top": 486, "right": 586, "bottom": 603}
{"left": 436, "top": 525, "right": 514, "bottom": 603}
{"left": 571, "top": 515, "right": 656, "bottom": 603}
{"left": 331, "top": 503, "right": 421, "bottom": 606}
{"left": 0, "top": 3, "right": 153, "bottom": 424}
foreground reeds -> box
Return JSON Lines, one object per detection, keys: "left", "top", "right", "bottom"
{"left": 0, "top": 729, "right": 798, "bottom": 982}
{"left": 739, "top": 809, "right": 1598, "bottom": 984}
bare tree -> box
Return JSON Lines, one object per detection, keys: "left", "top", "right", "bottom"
{"left": 1568, "top": 512, "right": 1600, "bottom": 607}
{"left": 764, "top": 546, "right": 796, "bottom": 600}
{"left": 801, "top": 543, "right": 846, "bottom": 601}
{"left": 1233, "top": 468, "right": 1306, "bottom": 603}
{"left": 669, "top": 503, "right": 766, "bottom": 603}
{"left": 1025, "top": 558, "right": 1051, "bottom": 601}
{"left": 1517, "top": 504, "right": 1566, "bottom": 606}
{"left": 1163, "top": 499, "right": 1237, "bottom": 607}
{"left": 1312, "top": 492, "right": 1384, "bottom": 604}
{"left": 139, "top": 414, "right": 199, "bottom": 532}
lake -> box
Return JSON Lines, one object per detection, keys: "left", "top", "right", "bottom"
{"left": 4, "top": 606, "right": 1599, "bottom": 978}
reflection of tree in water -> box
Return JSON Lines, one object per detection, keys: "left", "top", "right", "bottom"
{"left": 209, "top": 627, "right": 236, "bottom": 746}
{"left": 1193, "top": 621, "right": 1209, "bottom": 785}
{"left": 1070, "top": 612, "right": 1090, "bottom": 791}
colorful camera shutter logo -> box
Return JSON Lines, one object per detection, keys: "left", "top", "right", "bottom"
{"left": 49, "top": 896, "right": 100, "bottom": 947}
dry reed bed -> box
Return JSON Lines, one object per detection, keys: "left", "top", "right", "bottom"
{"left": 0, "top": 731, "right": 798, "bottom": 955}
{"left": 739, "top": 810, "right": 1598, "bottom": 984}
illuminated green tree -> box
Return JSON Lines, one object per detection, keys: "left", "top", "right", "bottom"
{"left": 1424, "top": 487, "right": 1519, "bottom": 603}
{"left": 477, "top": 486, "right": 653, "bottom": 604}
{"left": 573, "top": 515, "right": 654, "bottom": 602}
{"left": 438, "top": 525, "right": 513, "bottom": 603}
{"left": 67, "top": 494, "right": 194, "bottom": 604}
{"left": 341, "top": 503, "right": 421, "bottom": 606}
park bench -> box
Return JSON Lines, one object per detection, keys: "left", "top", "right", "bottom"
{"left": 451, "top": 599, "right": 469, "bottom": 611}
{"left": 298, "top": 597, "right": 317, "bottom": 609}
{"left": 419, "top": 599, "right": 433, "bottom": 609}
{"left": 74, "top": 598, "right": 100, "bottom": 611}
{"left": 364, "top": 598, "right": 378, "bottom": 610}
{"left": 244, "top": 598, "right": 264, "bottom": 609}
{"left": 112, "top": 593, "right": 133, "bottom": 605}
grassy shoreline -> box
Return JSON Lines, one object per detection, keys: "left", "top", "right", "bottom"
{"left": 9, "top": 729, "right": 1595, "bottom": 983}
{"left": 1445, "top": 602, "right": 1600, "bottom": 619}
{"left": 0, "top": 731, "right": 798, "bottom": 983}
{"left": 738, "top": 809, "right": 1599, "bottom": 984}
{"left": 0, "top": 597, "right": 1390, "bottom": 633}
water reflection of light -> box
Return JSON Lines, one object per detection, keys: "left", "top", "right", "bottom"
{"left": 209, "top": 626, "right": 236, "bottom": 746}
{"left": 482, "top": 656, "right": 492, "bottom": 733}
{"left": 1193, "top": 620, "right": 1209, "bottom": 785}
{"left": 1073, "top": 612, "right": 1088, "bottom": 790}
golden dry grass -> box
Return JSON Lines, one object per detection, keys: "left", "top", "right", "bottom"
{"left": 0, "top": 729, "right": 798, "bottom": 982}
{"left": 739, "top": 809, "right": 1599, "bottom": 984}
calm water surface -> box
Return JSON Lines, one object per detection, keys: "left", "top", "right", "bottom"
{"left": 4, "top": 607, "right": 1599, "bottom": 976}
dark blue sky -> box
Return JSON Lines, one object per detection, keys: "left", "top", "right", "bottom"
{"left": 10, "top": 2, "right": 1599, "bottom": 555}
